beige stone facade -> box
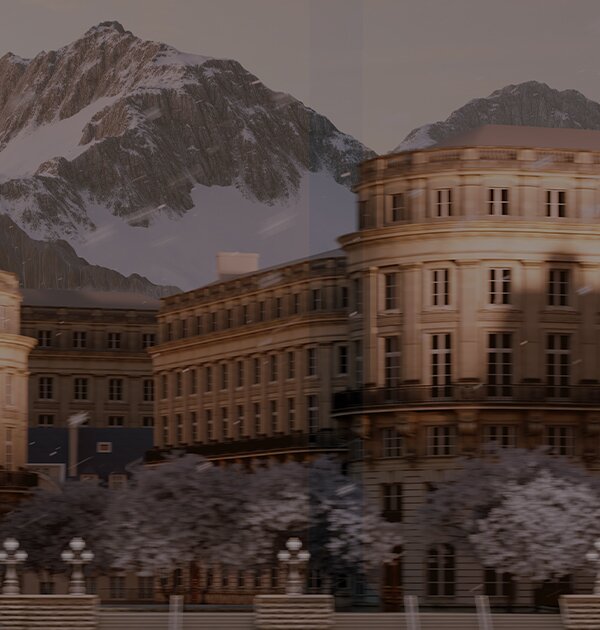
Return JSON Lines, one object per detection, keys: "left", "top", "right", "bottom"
{"left": 152, "top": 127, "right": 600, "bottom": 608}
{"left": 20, "top": 290, "right": 158, "bottom": 428}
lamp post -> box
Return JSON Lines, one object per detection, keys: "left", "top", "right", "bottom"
{"left": 61, "top": 537, "right": 94, "bottom": 595}
{"left": 277, "top": 537, "right": 310, "bottom": 595}
{"left": 0, "top": 538, "right": 27, "bottom": 594}
{"left": 586, "top": 540, "right": 600, "bottom": 594}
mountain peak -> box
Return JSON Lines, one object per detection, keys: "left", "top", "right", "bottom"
{"left": 395, "top": 81, "right": 600, "bottom": 152}
{"left": 84, "top": 21, "right": 128, "bottom": 37}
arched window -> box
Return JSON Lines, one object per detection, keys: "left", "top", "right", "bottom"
{"left": 427, "top": 543, "right": 455, "bottom": 596}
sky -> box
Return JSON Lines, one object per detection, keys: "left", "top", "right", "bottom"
{"left": 1, "top": 0, "right": 600, "bottom": 152}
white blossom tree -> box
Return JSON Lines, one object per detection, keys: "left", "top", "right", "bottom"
{"left": 469, "top": 470, "right": 600, "bottom": 581}
{"left": 422, "top": 447, "right": 600, "bottom": 582}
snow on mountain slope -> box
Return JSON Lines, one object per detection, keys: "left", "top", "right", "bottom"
{"left": 0, "top": 21, "right": 373, "bottom": 292}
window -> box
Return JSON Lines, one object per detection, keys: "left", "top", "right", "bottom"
{"left": 108, "top": 416, "right": 124, "bottom": 427}
{"left": 287, "top": 351, "right": 296, "bottom": 379}
{"left": 353, "top": 277, "right": 363, "bottom": 313}
{"left": 546, "top": 334, "right": 570, "bottom": 398}
{"left": 74, "top": 377, "right": 89, "bottom": 401}
{"left": 307, "top": 395, "right": 319, "bottom": 433}
{"left": 109, "top": 576, "right": 126, "bottom": 599}
{"left": 427, "top": 426, "right": 456, "bottom": 456}
{"left": 384, "top": 272, "right": 398, "bottom": 310}
{"left": 483, "top": 425, "right": 517, "bottom": 449}
{"left": 487, "top": 333, "right": 512, "bottom": 397}
{"left": 340, "top": 286, "right": 349, "bottom": 309}
{"left": 39, "top": 377, "right": 53, "bottom": 400}
{"left": 237, "top": 570, "right": 245, "bottom": 589}
{"left": 205, "top": 366, "right": 213, "bottom": 392}
{"left": 235, "top": 360, "right": 244, "bottom": 388}
{"left": 489, "top": 269, "right": 511, "bottom": 305}
{"left": 181, "top": 318, "right": 188, "bottom": 337}
{"left": 382, "top": 427, "right": 403, "bottom": 458}
{"left": 389, "top": 193, "right": 406, "bottom": 223}
{"left": 546, "top": 190, "right": 566, "bottom": 217}
{"left": 269, "top": 400, "right": 278, "bottom": 434}
{"left": 258, "top": 301, "right": 266, "bottom": 322}
{"left": 484, "top": 569, "right": 513, "bottom": 597}
{"left": 189, "top": 368, "right": 197, "bottom": 395}
{"left": 5, "top": 427, "right": 12, "bottom": 470}
{"left": 287, "top": 398, "right": 296, "bottom": 431}
{"left": 427, "top": 544, "right": 455, "bottom": 596}
{"left": 191, "top": 411, "right": 198, "bottom": 441}
{"left": 4, "top": 373, "right": 13, "bottom": 406}
{"left": 225, "top": 309, "right": 233, "bottom": 328}
{"left": 38, "top": 414, "right": 54, "bottom": 426}
{"left": 206, "top": 409, "right": 214, "bottom": 440}
{"left": 310, "top": 288, "right": 323, "bottom": 311}
{"left": 142, "top": 416, "right": 154, "bottom": 428}
{"left": 354, "top": 340, "right": 363, "bottom": 385}
{"left": 548, "top": 269, "right": 569, "bottom": 306}
{"left": 242, "top": 304, "right": 250, "bottom": 324}
{"left": 161, "top": 416, "right": 169, "bottom": 444}
{"left": 432, "top": 268, "right": 450, "bottom": 306}
{"left": 143, "top": 379, "right": 154, "bottom": 402}
{"left": 138, "top": 576, "right": 154, "bottom": 600}
{"left": 431, "top": 333, "right": 452, "bottom": 398}
{"left": 161, "top": 374, "right": 168, "bottom": 399}
{"left": 306, "top": 348, "right": 318, "bottom": 377}
{"left": 544, "top": 426, "right": 575, "bottom": 456}
{"left": 275, "top": 297, "right": 283, "bottom": 318}
{"left": 142, "top": 333, "right": 156, "bottom": 349}
{"left": 488, "top": 188, "right": 509, "bottom": 215}
{"left": 253, "top": 402, "right": 261, "bottom": 436}
{"left": 337, "top": 345, "right": 348, "bottom": 376}
{"left": 381, "top": 483, "right": 402, "bottom": 521}
{"left": 86, "top": 577, "right": 98, "bottom": 595}
{"left": 383, "top": 336, "right": 401, "bottom": 388}
{"left": 269, "top": 355, "right": 278, "bottom": 382}
{"left": 220, "top": 364, "right": 229, "bottom": 390}
{"left": 72, "top": 331, "right": 87, "bottom": 349}
{"left": 358, "top": 199, "right": 374, "bottom": 229}
{"left": 175, "top": 372, "right": 183, "bottom": 397}
{"left": 253, "top": 358, "right": 261, "bottom": 385}
{"left": 235, "top": 405, "right": 244, "bottom": 436}
{"left": 221, "top": 570, "right": 229, "bottom": 588}
{"left": 195, "top": 314, "right": 203, "bottom": 335}
{"left": 166, "top": 322, "right": 173, "bottom": 341}
{"left": 221, "top": 407, "right": 229, "bottom": 439}
{"left": 107, "top": 332, "right": 121, "bottom": 350}
{"left": 108, "top": 378, "right": 124, "bottom": 401}
{"left": 37, "top": 330, "right": 52, "bottom": 348}
{"left": 291, "top": 293, "right": 300, "bottom": 315}
{"left": 435, "top": 189, "right": 453, "bottom": 218}
{"left": 210, "top": 312, "right": 217, "bottom": 332}
{"left": 176, "top": 414, "right": 183, "bottom": 443}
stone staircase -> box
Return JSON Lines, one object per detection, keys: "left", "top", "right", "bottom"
{"left": 560, "top": 595, "right": 600, "bottom": 629}
{"left": 254, "top": 594, "right": 335, "bottom": 629}
{"left": 336, "top": 613, "right": 563, "bottom": 629}
{"left": 0, "top": 595, "right": 97, "bottom": 629}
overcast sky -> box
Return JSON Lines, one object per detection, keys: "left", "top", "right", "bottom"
{"left": 1, "top": 0, "right": 600, "bottom": 152}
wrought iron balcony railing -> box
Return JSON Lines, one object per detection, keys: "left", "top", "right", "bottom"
{"left": 333, "top": 383, "right": 600, "bottom": 412}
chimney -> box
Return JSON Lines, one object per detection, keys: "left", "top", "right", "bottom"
{"left": 216, "top": 252, "right": 259, "bottom": 281}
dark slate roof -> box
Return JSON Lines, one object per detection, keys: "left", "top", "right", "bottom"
{"left": 28, "top": 428, "right": 69, "bottom": 466}
{"left": 435, "top": 125, "right": 600, "bottom": 151}
{"left": 21, "top": 289, "right": 160, "bottom": 311}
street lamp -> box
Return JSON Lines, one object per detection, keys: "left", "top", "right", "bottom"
{"left": 277, "top": 537, "right": 310, "bottom": 595}
{"left": 0, "top": 538, "right": 27, "bottom": 594}
{"left": 61, "top": 537, "right": 94, "bottom": 595}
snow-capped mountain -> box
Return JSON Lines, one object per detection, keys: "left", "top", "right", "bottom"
{"left": 395, "top": 81, "right": 600, "bottom": 152}
{"left": 0, "top": 21, "right": 373, "bottom": 291}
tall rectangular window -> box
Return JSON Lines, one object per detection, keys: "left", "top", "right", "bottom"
{"left": 38, "top": 414, "right": 54, "bottom": 426}
{"left": 209, "top": 312, "right": 217, "bottom": 332}
{"left": 161, "top": 416, "right": 169, "bottom": 444}
{"left": 337, "top": 345, "right": 349, "bottom": 376}
{"left": 483, "top": 425, "right": 517, "bottom": 449}
{"left": 142, "top": 416, "right": 154, "bottom": 428}
{"left": 242, "top": 305, "right": 250, "bottom": 324}
{"left": 175, "top": 372, "right": 183, "bottom": 397}
{"left": 5, "top": 374, "right": 13, "bottom": 406}
{"left": 72, "top": 331, "right": 87, "bottom": 349}
{"left": 435, "top": 189, "right": 453, "bottom": 217}
{"left": 235, "top": 405, "right": 244, "bottom": 437}
{"left": 107, "top": 332, "right": 121, "bottom": 350}
{"left": 176, "top": 413, "right": 183, "bottom": 443}
{"left": 275, "top": 297, "right": 283, "bottom": 318}
{"left": 431, "top": 333, "right": 452, "bottom": 398}
{"left": 287, "top": 397, "right": 296, "bottom": 431}
{"left": 253, "top": 358, "right": 261, "bottom": 385}
{"left": 269, "top": 355, "right": 278, "bottom": 382}
{"left": 548, "top": 269, "right": 569, "bottom": 306}
{"left": 287, "top": 351, "right": 296, "bottom": 379}
{"left": 484, "top": 570, "right": 513, "bottom": 597}
{"left": 306, "top": 348, "right": 318, "bottom": 377}
{"left": 253, "top": 402, "right": 261, "bottom": 436}
{"left": 74, "top": 377, "right": 89, "bottom": 401}
{"left": 340, "top": 286, "right": 349, "bottom": 309}
{"left": 381, "top": 483, "right": 402, "bottom": 521}
{"left": 142, "top": 333, "right": 156, "bottom": 348}
{"left": 189, "top": 368, "right": 197, "bottom": 395}
{"left": 427, "top": 426, "right": 456, "bottom": 456}
{"left": 546, "top": 334, "right": 570, "bottom": 398}
{"left": 307, "top": 395, "right": 319, "bottom": 433}
{"left": 205, "top": 366, "right": 213, "bottom": 392}
{"left": 489, "top": 269, "right": 511, "bottom": 305}
{"left": 258, "top": 301, "right": 266, "bottom": 322}
{"left": 195, "top": 315, "right": 203, "bottom": 335}
{"left": 108, "top": 378, "right": 123, "bottom": 401}
{"left": 544, "top": 425, "right": 575, "bottom": 456}
{"left": 384, "top": 336, "right": 401, "bottom": 388}
{"left": 432, "top": 269, "right": 450, "bottom": 306}
{"left": 161, "top": 374, "right": 168, "bottom": 399}
{"left": 236, "top": 360, "right": 244, "bottom": 388}
{"left": 143, "top": 379, "right": 154, "bottom": 402}
{"left": 487, "top": 333, "right": 512, "bottom": 397}
{"left": 269, "top": 400, "right": 278, "bottom": 434}
{"left": 225, "top": 309, "right": 233, "bottom": 329}
{"left": 191, "top": 411, "right": 198, "bottom": 441}
{"left": 390, "top": 193, "right": 405, "bottom": 223}
{"left": 353, "top": 278, "right": 363, "bottom": 314}
{"left": 220, "top": 363, "right": 229, "bottom": 390}
{"left": 310, "top": 288, "right": 323, "bottom": 311}
{"left": 206, "top": 409, "right": 214, "bottom": 441}
{"left": 382, "top": 427, "right": 403, "bottom": 458}
{"left": 39, "top": 377, "right": 54, "bottom": 400}
{"left": 384, "top": 272, "right": 398, "bottom": 310}
{"left": 221, "top": 407, "right": 229, "bottom": 439}
{"left": 358, "top": 199, "right": 374, "bottom": 229}
{"left": 181, "top": 318, "right": 188, "bottom": 337}
{"left": 37, "top": 330, "right": 52, "bottom": 348}
{"left": 108, "top": 416, "right": 124, "bottom": 427}
{"left": 354, "top": 340, "right": 363, "bottom": 385}
{"left": 291, "top": 293, "right": 300, "bottom": 315}
{"left": 488, "top": 188, "right": 509, "bottom": 216}
{"left": 546, "top": 190, "right": 566, "bottom": 218}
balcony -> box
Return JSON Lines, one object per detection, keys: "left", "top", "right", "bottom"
{"left": 332, "top": 383, "right": 600, "bottom": 413}
{"left": 145, "top": 430, "right": 350, "bottom": 464}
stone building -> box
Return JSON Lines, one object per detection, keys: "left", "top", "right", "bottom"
{"left": 20, "top": 289, "right": 159, "bottom": 429}
{"left": 150, "top": 125, "right": 600, "bottom": 608}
